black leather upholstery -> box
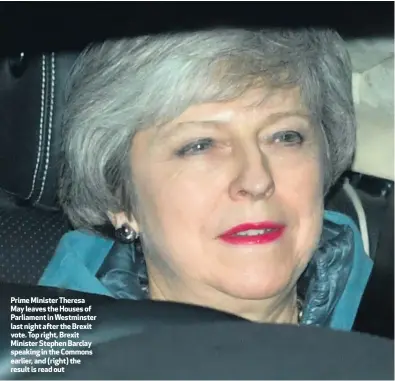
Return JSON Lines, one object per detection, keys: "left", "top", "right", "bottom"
{"left": 0, "top": 283, "right": 393, "bottom": 380}
{"left": 0, "top": 204, "right": 70, "bottom": 284}
{"left": 0, "top": 52, "right": 78, "bottom": 208}
{"left": 326, "top": 183, "right": 389, "bottom": 261}
{"left": 353, "top": 186, "right": 394, "bottom": 339}
{"left": 0, "top": 52, "right": 78, "bottom": 284}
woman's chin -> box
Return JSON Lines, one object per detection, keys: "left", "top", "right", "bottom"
{"left": 215, "top": 274, "right": 293, "bottom": 301}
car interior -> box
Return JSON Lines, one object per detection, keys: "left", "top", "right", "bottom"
{"left": 0, "top": 2, "right": 393, "bottom": 379}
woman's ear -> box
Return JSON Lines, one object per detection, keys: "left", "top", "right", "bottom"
{"left": 107, "top": 211, "right": 140, "bottom": 234}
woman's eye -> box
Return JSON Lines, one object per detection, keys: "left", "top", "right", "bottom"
{"left": 272, "top": 130, "right": 304, "bottom": 146}
{"left": 176, "top": 138, "right": 214, "bottom": 157}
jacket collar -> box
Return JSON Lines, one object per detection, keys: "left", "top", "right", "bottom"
{"left": 97, "top": 216, "right": 356, "bottom": 326}
{"left": 298, "top": 220, "right": 354, "bottom": 326}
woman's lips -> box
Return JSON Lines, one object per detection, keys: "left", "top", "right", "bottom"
{"left": 218, "top": 222, "right": 286, "bottom": 245}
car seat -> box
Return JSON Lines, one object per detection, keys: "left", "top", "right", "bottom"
{"left": 0, "top": 51, "right": 78, "bottom": 284}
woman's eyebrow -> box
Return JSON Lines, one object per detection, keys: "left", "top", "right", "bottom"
{"left": 173, "top": 112, "right": 309, "bottom": 130}
{"left": 174, "top": 120, "right": 225, "bottom": 129}
{"left": 156, "top": 111, "right": 311, "bottom": 141}
{"left": 156, "top": 120, "right": 223, "bottom": 140}
{"left": 263, "top": 111, "right": 311, "bottom": 126}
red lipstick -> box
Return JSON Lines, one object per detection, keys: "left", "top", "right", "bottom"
{"left": 219, "top": 222, "right": 285, "bottom": 245}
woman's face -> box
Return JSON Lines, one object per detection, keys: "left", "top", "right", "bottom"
{"left": 125, "top": 87, "right": 325, "bottom": 312}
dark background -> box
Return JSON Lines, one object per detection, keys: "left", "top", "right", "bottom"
{"left": 0, "top": 1, "right": 393, "bottom": 55}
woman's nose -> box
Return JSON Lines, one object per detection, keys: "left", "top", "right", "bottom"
{"left": 228, "top": 144, "right": 275, "bottom": 201}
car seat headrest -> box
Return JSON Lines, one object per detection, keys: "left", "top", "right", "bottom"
{"left": 0, "top": 51, "right": 79, "bottom": 209}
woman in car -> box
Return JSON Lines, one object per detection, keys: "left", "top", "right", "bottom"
{"left": 39, "top": 28, "right": 372, "bottom": 329}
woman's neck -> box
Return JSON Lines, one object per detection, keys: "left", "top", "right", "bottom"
{"left": 149, "top": 276, "right": 299, "bottom": 325}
